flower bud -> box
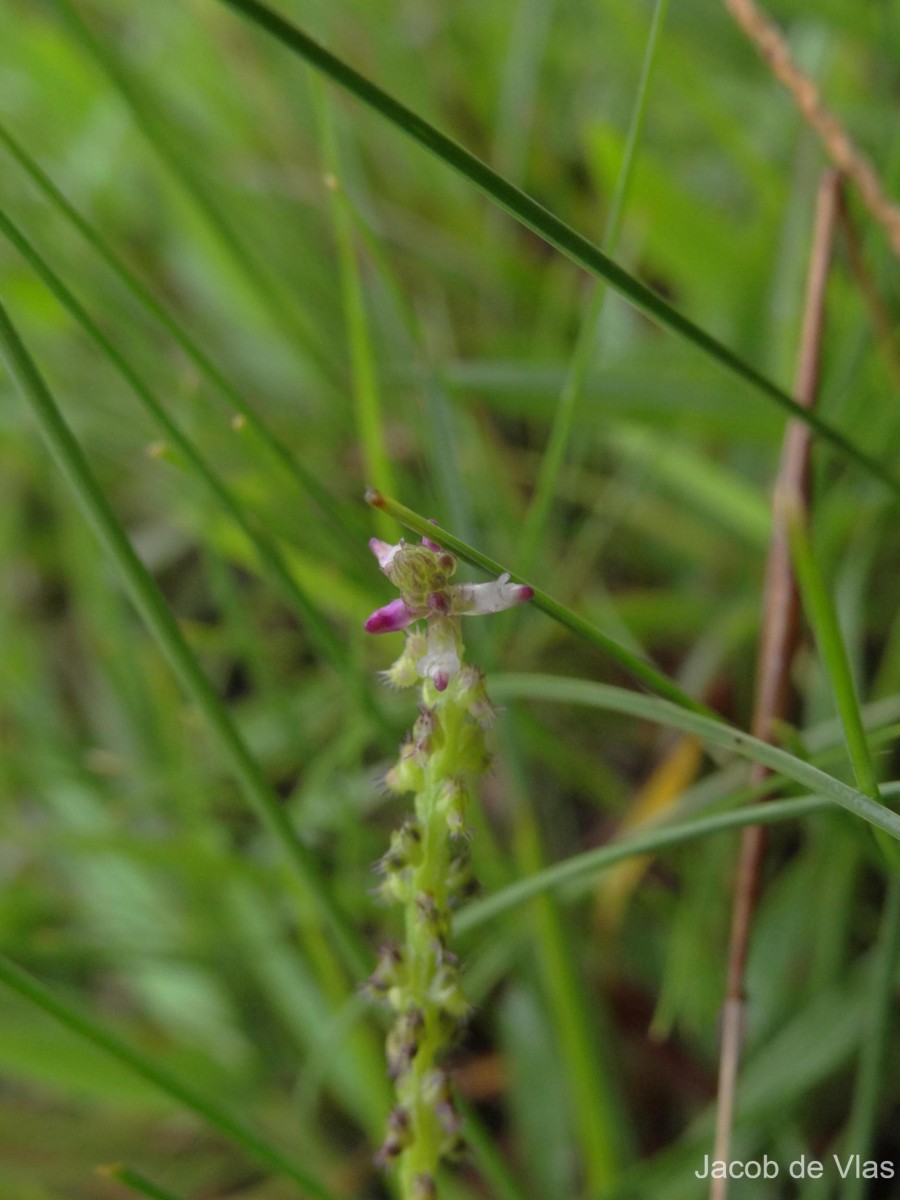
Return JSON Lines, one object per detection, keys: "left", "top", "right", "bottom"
{"left": 375, "top": 1106, "right": 412, "bottom": 1165}
{"left": 386, "top": 1009, "right": 424, "bottom": 1079}
{"left": 384, "top": 741, "right": 426, "bottom": 795}
{"left": 367, "top": 944, "right": 405, "bottom": 997}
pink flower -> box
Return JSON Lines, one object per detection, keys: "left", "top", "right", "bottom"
{"left": 364, "top": 597, "right": 421, "bottom": 634}
{"left": 365, "top": 532, "right": 533, "bottom": 689}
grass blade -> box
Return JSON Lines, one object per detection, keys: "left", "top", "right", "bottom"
{"left": 786, "top": 509, "right": 900, "bottom": 1192}
{"left": 457, "top": 795, "right": 826, "bottom": 932}
{"left": 0, "top": 118, "right": 369, "bottom": 553}
{"left": 0, "top": 293, "right": 368, "bottom": 981}
{"left": 517, "top": 0, "right": 669, "bottom": 572}
{"left": 216, "top": 0, "right": 900, "bottom": 497}
{"left": 0, "top": 205, "right": 348, "bottom": 673}
{"left": 0, "top": 956, "right": 335, "bottom": 1200}
{"left": 459, "top": 1099, "right": 532, "bottom": 1200}
{"left": 313, "top": 87, "right": 397, "bottom": 540}
{"left": 787, "top": 509, "right": 883, "bottom": 802}
{"left": 488, "top": 673, "right": 900, "bottom": 841}
{"left": 838, "top": 877, "right": 900, "bottom": 1200}
{"left": 47, "top": 0, "right": 335, "bottom": 382}
{"left": 499, "top": 719, "right": 628, "bottom": 1191}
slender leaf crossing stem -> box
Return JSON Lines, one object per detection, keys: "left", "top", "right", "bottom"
{"left": 367, "top": 500, "right": 900, "bottom": 840}
{"left": 217, "top": 0, "right": 900, "bottom": 498}
{"left": 367, "top": 489, "right": 713, "bottom": 716}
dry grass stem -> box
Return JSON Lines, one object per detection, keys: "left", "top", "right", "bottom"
{"left": 709, "top": 170, "right": 842, "bottom": 1200}
{"left": 725, "top": 0, "right": 900, "bottom": 257}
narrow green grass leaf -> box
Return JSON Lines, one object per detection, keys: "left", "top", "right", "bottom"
{"left": 313, "top": 87, "right": 397, "bottom": 540}
{"left": 366, "top": 490, "right": 712, "bottom": 714}
{"left": 787, "top": 510, "right": 883, "bottom": 802}
{"left": 492, "top": 0, "right": 559, "bottom": 184}
{"left": 0, "top": 294, "right": 368, "bottom": 981}
{"left": 606, "top": 423, "right": 770, "bottom": 549}
{"left": 838, "top": 877, "right": 900, "bottom": 1200}
{"left": 457, "top": 796, "right": 826, "bottom": 933}
{"left": 517, "top": 0, "right": 669, "bottom": 573}
{"left": 0, "top": 205, "right": 348, "bottom": 673}
{"left": 216, "top": 0, "right": 900, "bottom": 498}
{"left": 47, "top": 0, "right": 334, "bottom": 381}
{"left": 488, "top": 673, "right": 900, "bottom": 840}
{"left": 500, "top": 720, "right": 628, "bottom": 1190}
{"left": 0, "top": 118, "right": 368, "bottom": 552}
{"left": 0, "top": 956, "right": 336, "bottom": 1200}
{"left": 345, "top": 200, "right": 480, "bottom": 548}
{"left": 787, "top": 513, "right": 900, "bottom": 1189}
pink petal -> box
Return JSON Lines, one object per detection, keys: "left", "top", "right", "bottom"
{"left": 364, "top": 598, "right": 419, "bottom": 634}
{"left": 369, "top": 537, "right": 401, "bottom": 572}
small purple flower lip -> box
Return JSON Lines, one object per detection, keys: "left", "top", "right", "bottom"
{"left": 365, "top": 597, "right": 420, "bottom": 634}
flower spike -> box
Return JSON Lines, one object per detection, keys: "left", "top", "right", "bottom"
{"left": 365, "top": 513, "right": 532, "bottom": 1196}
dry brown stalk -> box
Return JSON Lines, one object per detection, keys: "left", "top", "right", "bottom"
{"left": 709, "top": 169, "right": 842, "bottom": 1200}
{"left": 725, "top": 0, "right": 900, "bottom": 257}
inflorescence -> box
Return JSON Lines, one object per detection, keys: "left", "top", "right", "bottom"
{"left": 364, "top": 530, "right": 532, "bottom": 1199}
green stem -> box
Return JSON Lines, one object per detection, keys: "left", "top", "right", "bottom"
{"left": 397, "top": 684, "right": 468, "bottom": 1197}
{"left": 787, "top": 510, "right": 882, "bottom": 801}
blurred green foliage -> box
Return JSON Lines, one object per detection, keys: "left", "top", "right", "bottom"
{"left": 0, "top": 1, "right": 899, "bottom": 1198}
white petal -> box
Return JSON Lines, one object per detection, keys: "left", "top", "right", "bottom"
{"left": 369, "top": 537, "right": 402, "bottom": 572}
{"left": 454, "top": 573, "right": 534, "bottom": 616}
{"left": 416, "top": 620, "right": 461, "bottom": 687}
